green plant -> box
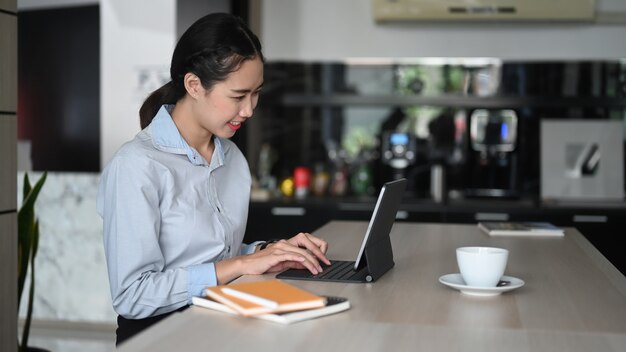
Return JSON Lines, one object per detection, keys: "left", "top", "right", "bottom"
{"left": 17, "top": 172, "right": 47, "bottom": 352}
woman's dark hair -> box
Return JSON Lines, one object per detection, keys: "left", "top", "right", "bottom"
{"left": 139, "top": 13, "right": 264, "bottom": 129}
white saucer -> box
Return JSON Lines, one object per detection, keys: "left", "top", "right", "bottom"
{"left": 438, "top": 273, "right": 524, "bottom": 297}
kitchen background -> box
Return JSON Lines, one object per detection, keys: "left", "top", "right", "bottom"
{"left": 10, "top": 0, "right": 626, "bottom": 351}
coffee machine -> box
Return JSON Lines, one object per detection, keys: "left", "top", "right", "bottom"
{"left": 465, "top": 109, "right": 519, "bottom": 198}
{"left": 380, "top": 131, "right": 418, "bottom": 195}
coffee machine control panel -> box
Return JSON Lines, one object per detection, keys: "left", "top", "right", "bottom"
{"left": 382, "top": 132, "right": 417, "bottom": 169}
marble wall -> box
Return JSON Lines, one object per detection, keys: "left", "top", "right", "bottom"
{"left": 17, "top": 172, "right": 116, "bottom": 324}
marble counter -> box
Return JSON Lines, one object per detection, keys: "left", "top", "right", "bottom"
{"left": 17, "top": 172, "right": 116, "bottom": 324}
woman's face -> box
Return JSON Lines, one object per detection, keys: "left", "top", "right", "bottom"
{"left": 192, "top": 57, "right": 264, "bottom": 139}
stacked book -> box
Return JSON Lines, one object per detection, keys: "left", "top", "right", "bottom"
{"left": 478, "top": 221, "right": 565, "bottom": 237}
{"left": 192, "top": 279, "right": 350, "bottom": 324}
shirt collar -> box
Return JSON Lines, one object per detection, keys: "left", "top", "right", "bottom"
{"left": 149, "top": 104, "right": 224, "bottom": 167}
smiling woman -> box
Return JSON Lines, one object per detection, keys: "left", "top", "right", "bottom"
{"left": 96, "top": 12, "right": 330, "bottom": 346}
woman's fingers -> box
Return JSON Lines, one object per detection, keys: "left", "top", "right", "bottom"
{"left": 265, "top": 257, "right": 308, "bottom": 273}
{"left": 249, "top": 232, "right": 331, "bottom": 275}
{"left": 244, "top": 249, "right": 310, "bottom": 275}
{"left": 288, "top": 233, "right": 331, "bottom": 265}
{"left": 271, "top": 240, "right": 323, "bottom": 273}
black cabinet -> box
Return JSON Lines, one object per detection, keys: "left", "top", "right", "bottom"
{"left": 244, "top": 200, "right": 334, "bottom": 242}
{"left": 545, "top": 206, "right": 626, "bottom": 277}
{"left": 442, "top": 198, "right": 540, "bottom": 223}
{"left": 245, "top": 198, "right": 626, "bottom": 277}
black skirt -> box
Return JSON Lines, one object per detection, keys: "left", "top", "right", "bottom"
{"left": 116, "top": 305, "right": 190, "bottom": 347}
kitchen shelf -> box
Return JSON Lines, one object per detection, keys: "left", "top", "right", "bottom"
{"left": 268, "top": 94, "right": 626, "bottom": 109}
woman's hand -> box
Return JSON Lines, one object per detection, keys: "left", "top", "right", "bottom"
{"left": 215, "top": 233, "right": 330, "bottom": 284}
{"left": 284, "top": 232, "right": 330, "bottom": 266}
{"left": 251, "top": 233, "right": 330, "bottom": 273}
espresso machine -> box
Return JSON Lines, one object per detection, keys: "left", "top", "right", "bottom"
{"left": 380, "top": 131, "right": 418, "bottom": 195}
{"left": 465, "top": 109, "right": 519, "bottom": 198}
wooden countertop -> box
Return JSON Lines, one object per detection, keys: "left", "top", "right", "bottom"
{"left": 119, "top": 221, "right": 626, "bottom": 352}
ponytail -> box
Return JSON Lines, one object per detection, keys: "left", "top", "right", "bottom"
{"left": 139, "top": 81, "right": 178, "bottom": 129}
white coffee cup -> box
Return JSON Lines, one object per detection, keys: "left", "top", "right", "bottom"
{"left": 456, "top": 246, "right": 509, "bottom": 287}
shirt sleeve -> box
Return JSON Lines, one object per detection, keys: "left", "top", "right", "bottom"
{"left": 187, "top": 263, "right": 217, "bottom": 299}
{"left": 98, "top": 154, "right": 202, "bottom": 319}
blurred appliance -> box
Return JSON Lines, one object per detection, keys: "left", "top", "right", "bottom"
{"left": 381, "top": 131, "right": 417, "bottom": 181}
{"left": 470, "top": 109, "right": 517, "bottom": 154}
{"left": 465, "top": 109, "right": 519, "bottom": 198}
{"left": 372, "top": 0, "right": 595, "bottom": 22}
{"left": 541, "top": 120, "right": 624, "bottom": 202}
{"left": 427, "top": 111, "right": 459, "bottom": 203}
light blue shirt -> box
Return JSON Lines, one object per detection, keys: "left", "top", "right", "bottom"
{"left": 97, "top": 105, "right": 259, "bottom": 319}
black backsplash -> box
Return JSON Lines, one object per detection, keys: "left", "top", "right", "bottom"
{"left": 240, "top": 60, "right": 626, "bottom": 201}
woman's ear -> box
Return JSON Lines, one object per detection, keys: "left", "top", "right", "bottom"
{"left": 183, "top": 73, "right": 202, "bottom": 99}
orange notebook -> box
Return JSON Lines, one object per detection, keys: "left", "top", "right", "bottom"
{"left": 203, "top": 279, "right": 326, "bottom": 316}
